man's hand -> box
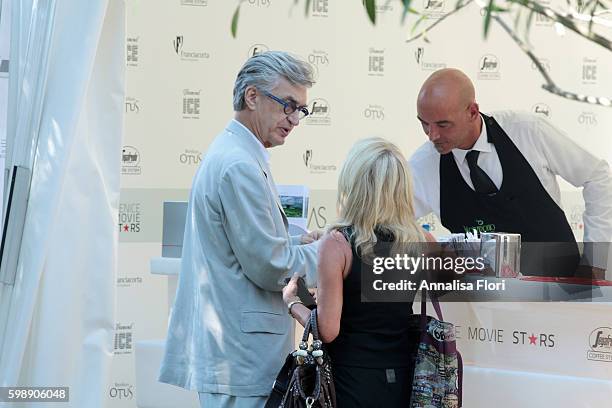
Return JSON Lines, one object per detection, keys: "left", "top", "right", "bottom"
{"left": 300, "top": 230, "right": 323, "bottom": 244}
{"left": 282, "top": 274, "right": 300, "bottom": 305}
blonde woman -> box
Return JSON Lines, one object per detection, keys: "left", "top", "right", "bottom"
{"left": 283, "top": 137, "right": 435, "bottom": 407}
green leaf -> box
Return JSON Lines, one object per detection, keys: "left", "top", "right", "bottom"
{"left": 365, "top": 0, "right": 376, "bottom": 24}
{"left": 231, "top": 4, "right": 240, "bottom": 38}
{"left": 491, "top": 4, "right": 508, "bottom": 12}
{"left": 305, "top": 0, "right": 312, "bottom": 16}
{"left": 401, "top": 0, "right": 414, "bottom": 24}
{"left": 588, "top": 0, "right": 598, "bottom": 34}
{"left": 513, "top": 7, "right": 522, "bottom": 32}
{"left": 483, "top": 0, "right": 495, "bottom": 38}
{"left": 410, "top": 14, "right": 426, "bottom": 35}
{"left": 525, "top": 9, "right": 534, "bottom": 41}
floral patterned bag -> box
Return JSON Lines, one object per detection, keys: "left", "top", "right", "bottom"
{"left": 410, "top": 290, "right": 463, "bottom": 407}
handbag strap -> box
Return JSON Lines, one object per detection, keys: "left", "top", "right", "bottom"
{"left": 301, "top": 311, "right": 313, "bottom": 343}
{"left": 301, "top": 308, "right": 320, "bottom": 343}
{"left": 295, "top": 364, "right": 322, "bottom": 401}
{"left": 309, "top": 309, "right": 320, "bottom": 341}
{"left": 264, "top": 353, "right": 295, "bottom": 408}
{"left": 419, "top": 288, "right": 444, "bottom": 327}
{"left": 457, "top": 351, "right": 463, "bottom": 407}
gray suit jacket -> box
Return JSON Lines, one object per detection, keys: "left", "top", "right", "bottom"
{"left": 159, "top": 120, "right": 318, "bottom": 396}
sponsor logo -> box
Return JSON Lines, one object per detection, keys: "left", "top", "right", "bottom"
{"left": 114, "top": 323, "right": 134, "bottom": 355}
{"left": 247, "top": 0, "right": 271, "bottom": 7}
{"left": 423, "top": 0, "right": 445, "bottom": 18}
{"left": 118, "top": 202, "right": 141, "bottom": 233}
{"left": 108, "top": 383, "right": 134, "bottom": 400}
{"left": 463, "top": 219, "right": 496, "bottom": 235}
{"left": 303, "top": 150, "right": 312, "bottom": 167}
{"left": 362, "top": 0, "right": 394, "bottom": 13}
{"left": 182, "top": 89, "right": 201, "bottom": 119}
{"left": 121, "top": 146, "right": 141, "bottom": 176}
{"left": 181, "top": 0, "right": 208, "bottom": 6}
{"left": 377, "top": 3, "right": 394, "bottom": 13}
{"left": 368, "top": 48, "right": 385, "bottom": 77}
{"left": 126, "top": 37, "right": 139, "bottom": 67}
{"left": 531, "top": 58, "right": 550, "bottom": 73}
{"left": 363, "top": 104, "right": 385, "bottom": 120}
{"left": 578, "top": 111, "right": 598, "bottom": 126}
{"left": 173, "top": 35, "right": 210, "bottom": 61}
{"left": 582, "top": 57, "right": 597, "bottom": 84}
{"left": 477, "top": 54, "right": 500, "bottom": 80}
{"left": 512, "top": 331, "right": 555, "bottom": 347}
{"left": 587, "top": 327, "right": 612, "bottom": 362}
{"left": 414, "top": 47, "right": 446, "bottom": 71}
{"left": 459, "top": 326, "right": 556, "bottom": 347}
{"left": 125, "top": 96, "right": 140, "bottom": 114}
{"left": 180, "top": 149, "right": 202, "bottom": 166}
{"left": 248, "top": 43, "right": 269, "bottom": 58}
{"left": 117, "top": 275, "right": 143, "bottom": 287}
{"left": 173, "top": 36, "right": 183, "bottom": 54}
{"left": 302, "top": 150, "right": 337, "bottom": 174}
{"left": 415, "top": 47, "right": 424, "bottom": 64}
{"left": 308, "top": 50, "right": 330, "bottom": 80}
{"left": 568, "top": 204, "right": 584, "bottom": 231}
{"left": 305, "top": 98, "right": 331, "bottom": 126}
{"left": 311, "top": 0, "right": 329, "bottom": 17}
{"left": 532, "top": 103, "right": 551, "bottom": 118}
{"left": 307, "top": 205, "right": 328, "bottom": 229}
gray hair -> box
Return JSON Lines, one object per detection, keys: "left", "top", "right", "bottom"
{"left": 233, "top": 51, "right": 315, "bottom": 111}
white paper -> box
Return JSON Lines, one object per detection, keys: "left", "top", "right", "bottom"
{"left": 277, "top": 184, "right": 309, "bottom": 231}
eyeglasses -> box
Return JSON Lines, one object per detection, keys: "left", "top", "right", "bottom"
{"left": 262, "top": 91, "right": 309, "bottom": 120}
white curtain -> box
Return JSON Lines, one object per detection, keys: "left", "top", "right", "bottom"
{"left": 0, "top": 1, "right": 124, "bottom": 407}
{"left": 0, "top": 0, "right": 10, "bottom": 210}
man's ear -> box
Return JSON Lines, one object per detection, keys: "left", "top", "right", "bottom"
{"left": 468, "top": 102, "right": 480, "bottom": 120}
{"left": 244, "top": 85, "right": 258, "bottom": 110}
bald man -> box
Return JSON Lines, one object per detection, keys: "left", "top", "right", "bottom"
{"left": 409, "top": 68, "right": 612, "bottom": 278}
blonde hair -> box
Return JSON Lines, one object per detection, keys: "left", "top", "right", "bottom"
{"left": 330, "top": 137, "right": 425, "bottom": 256}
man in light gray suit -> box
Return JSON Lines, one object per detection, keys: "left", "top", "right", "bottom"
{"left": 159, "top": 51, "right": 320, "bottom": 407}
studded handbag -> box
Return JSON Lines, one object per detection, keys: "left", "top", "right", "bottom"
{"left": 265, "top": 308, "right": 336, "bottom": 408}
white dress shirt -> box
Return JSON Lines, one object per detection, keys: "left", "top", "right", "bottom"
{"left": 409, "top": 111, "right": 612, "bottom": 245}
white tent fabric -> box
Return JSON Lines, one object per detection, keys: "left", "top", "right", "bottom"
{"left": 0, "top": 0, "right": 10, "bottom": 210}
{"left": 0, "top": 1, "right": 124, "bottom": 407}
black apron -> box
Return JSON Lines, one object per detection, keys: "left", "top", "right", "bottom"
{"left": 440, "top": 114, "right": 580, "bottom": 277}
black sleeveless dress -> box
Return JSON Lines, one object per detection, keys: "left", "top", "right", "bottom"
{"left": 326, "top": 227, "right": 420, "bottom": 407}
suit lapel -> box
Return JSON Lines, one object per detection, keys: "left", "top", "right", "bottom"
{"left": 225, "top": 120, "right": 289, "bottom": 231}
{"left": 261, "top": 168, "right": 289, "bottom": 230}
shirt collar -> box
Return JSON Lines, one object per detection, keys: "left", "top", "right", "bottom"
{"left": 452, "top": 115, "right": 492, "bottom": 164}
{"left": 231, "top": 119, "right": 270, "bottom": 165}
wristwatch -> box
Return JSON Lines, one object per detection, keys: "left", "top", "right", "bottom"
{"left": 287, "top": 299, "right": 304, "bottom": 315}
